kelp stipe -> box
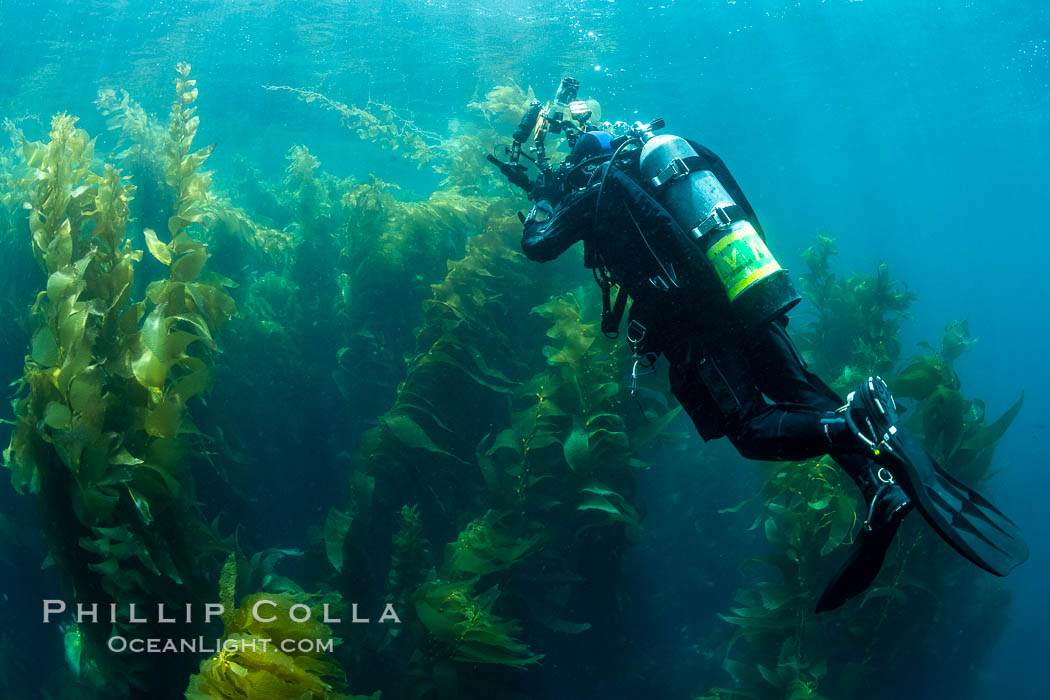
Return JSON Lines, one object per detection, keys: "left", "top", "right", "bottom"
{"left": 262, "top": 85, "right": 443, "bottom": 171}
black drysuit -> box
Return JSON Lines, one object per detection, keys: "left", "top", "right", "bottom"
{"left": 521, "top": 141, "right": 870, "bottom": 475}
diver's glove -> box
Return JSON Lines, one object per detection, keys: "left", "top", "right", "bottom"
{"left": 523, "top": 199, "right": 555, "bottom": 228}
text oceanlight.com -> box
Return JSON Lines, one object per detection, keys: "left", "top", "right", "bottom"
{"left": 108, "top": 635, "right": 337, "bottom": 655}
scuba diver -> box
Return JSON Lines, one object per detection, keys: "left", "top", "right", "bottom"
{"left": 487, "top": 78, "right": 1028, "bottom": 611}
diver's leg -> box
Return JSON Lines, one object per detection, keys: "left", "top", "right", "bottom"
{"left": 725, "top": 403, "right": 837, "bottom": 461}
{"left": 729, "top": 320, "right": 871, "bottom": 468}
{"left": 744, "top": 319, "right": 844, "bottom": 408}
{"left": 670, "top": 335, "right": 914, "bottom": 611}
{"left": 724, "top": 394, "right": 913, "bottom": 613}
{"left": 733, "top": 322, "right": 916, "bottom": 611}
{"left": 738, "top": 322, "right": 902, "bottom": 486}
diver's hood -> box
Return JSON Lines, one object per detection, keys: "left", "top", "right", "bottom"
{"left": 571, "top": 130, "right": 613, "bottom": 162}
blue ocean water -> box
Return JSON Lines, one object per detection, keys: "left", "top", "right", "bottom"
{"left": 1, "top": 1, "right": 1047, "bottom": 698}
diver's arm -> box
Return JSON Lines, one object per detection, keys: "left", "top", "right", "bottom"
{"left": 686, "top": 140, "right": 766, "bottom": 239}
{"left": 520, "top": 185, "right": 599, "bottom": 262}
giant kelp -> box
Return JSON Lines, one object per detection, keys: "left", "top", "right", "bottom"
{"left": 794, "top": 234, "right": 915, "bottom": 390}
{"left": 2, "top": 66, "right": 236, "bottom": 694}
{"left": 347, "top": 222, "right": 668, "bottom": 699}
{"left": 186, "top": 552, "right": 379, "bottom": 700}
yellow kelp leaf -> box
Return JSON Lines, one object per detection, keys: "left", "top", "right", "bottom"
{"left": 139, "top": 304, "right": 204, "bottom": 364}
{"left": 30, "top": 326, "right": 59, "bottom": 366}
{"left": 145, "top": 278, "right": 171, "bottom": 305}
{"left": 187, "top": 282, "right": 237, "bottom": 326}
{"left": 58, "top": 334, "right": 94, "bottom": 397}
{"left": 167, "top": 212, "right": 202, "bottom": 237}
{"left": 46, "top": 266, "right": 83, "bottom": 302}
{"left": 172, "top": 357, "right": 212, "bottom": 401}
{"left": 43, "top": 402, "right": 72, "bottom": 430}
{"left": 118, "top": 299, "right": 145, "bottom": 340}
{"left": 131, "top": 345, "right": 168, "bottom": 389}
{"left": 959, "top": 393, "right": 1024, "bottom": 453}
{"left": 78, "top": 433, "right": 116, "bottom": 484}
{"left": 76, "top": 485, "right": 120, "bottom": 524}
{"left": 22, "top": 140, "right": 44, "bottom": 168}
{"left": 71, "top": 410, "right": 104, "bottom": 454}
{"left": 44, "top": 218, "right": 73, "bottom": 269}
{"left": 109, "top": 449, "right": 143, "bottom": 467}
{"left": 183, "top": 115, "right": 200, "bottom": 139}
{"left": 171, "top": 313, "right": 216, "bottom": 348}
{"left": 182, "top": 143, "right": 214, "bottom": 173}
{"left": 186, "top": 633, "right": 352, "bottom": 700}
{"left": 143, "top": 228, "right": 172, "bottom": 265}
{"left": 171, "top": 247, "right": 208, "bottom": 283}
{"left": 172, "top": 229, "right": 204, "bottom": 257}
{"left": 229, "top": 594, "right": 334, "bottom": 645}
{"left": 57, "top": 301, "right": 88, "bottom": 350}
{"left": 68, "top": 365, "right": 103, "bottom": 415}
{"left": 133, "top": 461, "right": 184, "bottom": 500}
{"left": 145, "top": 394, "right": 185, "bottom": 438}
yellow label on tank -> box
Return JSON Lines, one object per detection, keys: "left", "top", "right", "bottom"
{"left": 706, "top": 221, "right": 782, "bottom": 301}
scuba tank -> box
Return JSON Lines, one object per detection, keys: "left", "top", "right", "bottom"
{"left": 638, "top": 134, "right": 800, "bottom": 328}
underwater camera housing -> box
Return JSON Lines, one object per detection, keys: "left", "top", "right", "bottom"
{"left": 547, "top": 77, "right": 580, "bottom": 134}
{"left": 487, "top": 76, "right": 607, "bottom": 201}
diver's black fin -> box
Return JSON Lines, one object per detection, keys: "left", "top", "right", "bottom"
{"left": 888, "top": 431, "right": 1028, "bottom": 576}
{"left": 816, "top": 521, "right": 900, "bottom": 613}
{"left": 846, "top": 377, "right": 1029, "bottom": 577}
{"left": 817, "top": 474, "right": 911, "bottom": 613}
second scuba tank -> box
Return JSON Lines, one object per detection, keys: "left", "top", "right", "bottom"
{"left": 638, "top": 134, "right": 800, "bottom": 328}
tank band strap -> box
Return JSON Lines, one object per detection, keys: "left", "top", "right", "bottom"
{"left": 692, "top": 204, "right": 748, "bottom": 239}
{"left": 650, "top": 155, "right": 707, "bottom": 189}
